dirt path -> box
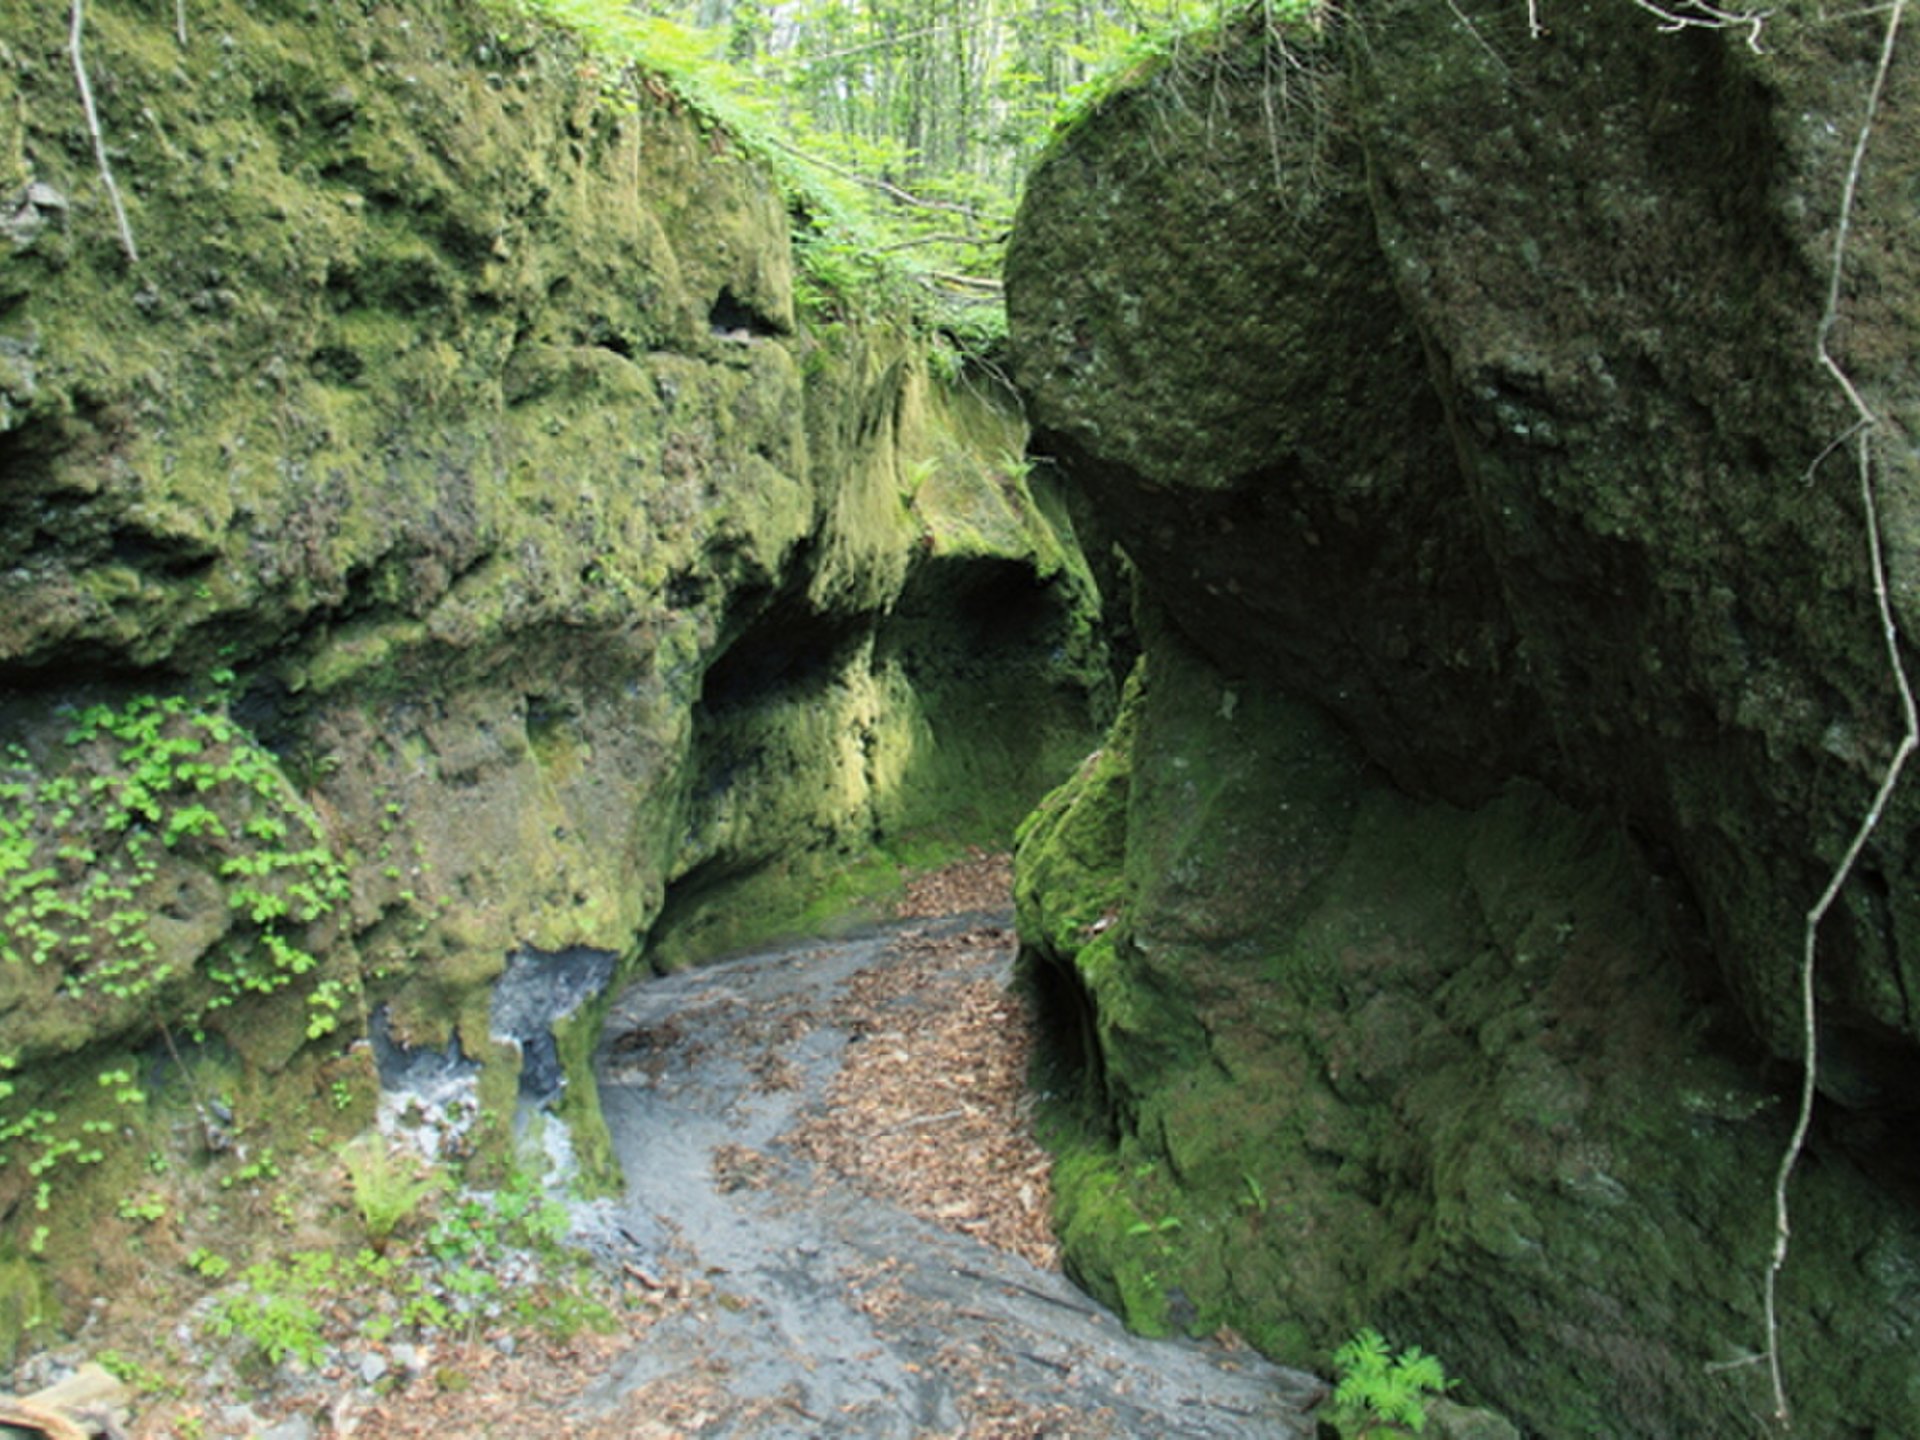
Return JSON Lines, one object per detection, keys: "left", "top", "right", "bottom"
{"left": 28, "top": 859, "right": 1322, "bottom": 1438}
{"left": 575, "top": 876, "right": 1323, "bottom": 1437}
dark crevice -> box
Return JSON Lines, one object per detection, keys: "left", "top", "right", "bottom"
{"left": 881, "top": 556, "right": 1071, "bottom": 692}
{"left": 708, "top": 286, "right": 783, "bottom": 340}
{"left": 644, "top": 850, "right": 776, "bottom": 972}
{"left": 232, "top": 671, "right": 301, "bottom": 758}
{"left": 109, "top": 531, "right": 220, "bottom": 577}
{"left": 698, "top": 585, "right": 868, "bottom": 719}
{"left": 1019, "top": 943, "right": 1116, "bottom": 1141}
{"left": 665, "top": 568, "right": 708, "bottom": 611}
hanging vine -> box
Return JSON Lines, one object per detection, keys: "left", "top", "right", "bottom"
{"left": 1763, "top": 0, "right": 1912, "bottom": 1426}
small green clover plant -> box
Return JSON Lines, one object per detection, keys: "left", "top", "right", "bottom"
{"left": 1327, "top": 1326, "right": 1452, "bottom": 1437}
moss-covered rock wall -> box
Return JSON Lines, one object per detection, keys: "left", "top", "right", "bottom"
{"left": 1007, "top": 1, "right": 1920, "bottom": 1433}
{"left": 0, "top": 0, "right": 1106, "bottom": 1343}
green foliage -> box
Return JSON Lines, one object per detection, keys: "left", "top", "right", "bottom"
{"left": 116, "top": 1192, "right": 168, "bottom": 1224}
{"left": 187, "top": 1247, "right": 233, "bottom": 1280}
{"left": 192, "top": 1161, "right": 603, "bottom": 1372}
{"left": 1238, "top": 1171, "right": 1271, "bottom": 1214}
{"left": 0, "top": 686, "right": 350, "bottom": 1020}
{"left": 504, "top": 0, "right": 1316, "bottom": 348}
{"left": 1328, "top": 1327, "right": 1452, "bottom": 1438}
{"left": 0, "top": 685, "right": 365, "bottom": 1244}
{"left": 208, "top": 1255, "right": 331, "bottom": 1368}
{"left": 219, "top": 1148, "right": 282, "bottom": 1192}
{"left": 425, "top": 1166, "right": 569, "bottom": 1268}
{"left": 1046, "top": 5, "right": 1224, "bottom": 141}
{"left": 1044, "top": 0, "right": 1325, "bottom": 156}
{"left": 94, "top": 1348, "right": 180, "bottom": 1398}
{"left": 339, "top": 1134, "right": 444, "bottom": 1248}
{"left": 511, "top": 1283, "right": 618, "bottom": 1340}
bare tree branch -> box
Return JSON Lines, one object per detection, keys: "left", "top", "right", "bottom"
{"left": 879, "top": 231, "right": 1002, "bottom": 251}
{"left": 764, "top": 134, "right": 985, "bottom": 219}
{"left": 1765, "top": 0, "right": 1910, "bottom": 1425}
{"left": 923, "top": 269, "right": 1003, "bottom": 292}
{"left": 69, "top": 0, "right": 138, "bottom": 264}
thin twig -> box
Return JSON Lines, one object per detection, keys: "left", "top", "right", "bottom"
{"left": 1528, "top": 0, "right": 1769, "bottom": 46}
{"left": 877, "top": 232, "right": 998, "bottom": 252}
{"left": 174, "top": 0, "right": 187, "bottom": 47}
{"left": 156, "top": 1018, "right": 222, "bottom": 1150}
{"left": 1801, "top": 415, "right": 1871, "bottom": 484}
{"left": 69, "top": 0, "right": 138, "bottom": 264}
{"left": 1446, "top": 0, "right": 1517, "bottom": 76}
{"left": 1764, "top": 0, "right": 1910, "bottom": 1426}
{"left": 765, "top": 134, "right": 984, "bottom": 219}
{"left": 1625, "top": 0, "right": 1770, "bottom": 50}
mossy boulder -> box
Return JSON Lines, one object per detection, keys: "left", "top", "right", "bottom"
{"left": 0, "top": 0, "right": 1107, "bottom": 1341}
{"left": 1009, "top": 3, "right": 1920, "bottom": 1433}
{"left": 1020, "top": 615, "right": 1920, "bottom": 1435}
{"left": 1012, "top": 0, "right": 1920, "bottom": 1076}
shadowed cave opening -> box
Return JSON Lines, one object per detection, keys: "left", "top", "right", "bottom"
{"left": 708, "top": 285, "right": 783, "bottom": 339}
{"left": 1019, "top": 944, "right": 1115, "bottom": 1139}
{"left": 696, "top": 584, "right": 869, "bottom": 718}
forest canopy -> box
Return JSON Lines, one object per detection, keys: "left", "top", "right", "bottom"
{"left": 515, "top": 0, "right": 1307, "bottom": 339}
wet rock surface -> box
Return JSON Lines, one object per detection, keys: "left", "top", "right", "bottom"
{"left": 590, "top": 913, "right": 1322, "bottom": 1437}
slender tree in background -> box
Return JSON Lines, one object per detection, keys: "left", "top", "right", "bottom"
{"left": 644, "top": 1, "right": 1239, "bottom": 232}
{"left": 557, "top": 0, "right": 1264, "bottom": 328}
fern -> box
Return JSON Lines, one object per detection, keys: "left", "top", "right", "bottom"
{"left": 1328, "top": 1327, "right": 1451, "bottom": 1438}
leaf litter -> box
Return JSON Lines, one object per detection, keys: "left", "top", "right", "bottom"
{"left": 47, "top": 850, "right": 1317, "bottom": 1438}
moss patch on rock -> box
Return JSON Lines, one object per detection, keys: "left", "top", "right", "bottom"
{"left": 0, "top": 0, "right": 1109, "bottom": 1346}
{"left": 1018, "top": 619, "right": 1920, "bottom": 1434}
{"left": 1009, "top": 3, "right": 1920, "bottom": 1433}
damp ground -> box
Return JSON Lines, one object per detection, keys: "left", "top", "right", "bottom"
{"left": 11, "top": 858, "right": 1323, "bottom": 1438}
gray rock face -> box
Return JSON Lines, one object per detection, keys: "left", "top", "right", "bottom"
{"left": 1006, "top": 1, "right": 1920, "bottom": 1433}
{"left": 1012, "top": 0, "right": 1920, "bottom": 1078}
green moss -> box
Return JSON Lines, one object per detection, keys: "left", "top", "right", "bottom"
{"left": 0, "top": 0, "right": 1112, "bottom": 1342}
{"left": 648, "top": 833, "right": 977, "bottom": 975}
{"left": 0, "top": 1251, "right": 52, "bottom": 1366}
{"left": 549, "top": 993, "right": 620, "bottom": 1196}
{"left": 1026, "top": 644, "right": 1920, "bottom": 1432}
{"left": 1013, "top": 663, "right": 1139, "bottom": 942}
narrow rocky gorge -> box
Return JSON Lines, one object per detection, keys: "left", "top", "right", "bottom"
{"left": 0, "top": 0, "right": 1106, "bottom": 1362}
{"left": 4, "top": 0, "right": 1919, "bottom": 1435}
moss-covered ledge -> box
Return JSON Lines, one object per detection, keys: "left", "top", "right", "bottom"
{"left": 0, "top": 0, "right": 1109, "bottom": 1348}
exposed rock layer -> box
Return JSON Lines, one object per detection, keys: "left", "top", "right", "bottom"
{"left": 1008, "top": 2, "right": 1920, "bottom": 1433}
{"left": 0, "top": 0, "right": 1104, "bottom": 1340}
